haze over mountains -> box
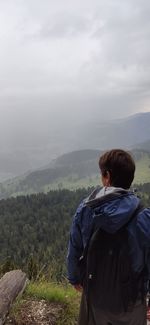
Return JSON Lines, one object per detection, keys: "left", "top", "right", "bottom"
{"left": 0, "top": 111, "right": 149, "bottom": 182}
{"left": 82, "top": 112, "right": 150, "bottom": 150}
{"left": 0, "top": 111, "right": 149, "bottom": 198}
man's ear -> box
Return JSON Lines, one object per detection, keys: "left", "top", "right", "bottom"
{"left": 105, "top": 171, "right": 111, "bottom": 186}
{"left": 101, "top": 170, "right": 111, "bottom": 187}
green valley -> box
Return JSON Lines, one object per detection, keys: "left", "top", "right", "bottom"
{"left": 0, "top": 149, "right": 150, "bottom": 198}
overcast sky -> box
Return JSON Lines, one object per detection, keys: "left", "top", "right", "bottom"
{"left": 0, "top": 0, "right": 150, "bottom": 151}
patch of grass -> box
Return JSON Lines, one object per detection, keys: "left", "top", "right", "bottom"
{"left": 26, "top": 281, "right": 78, "bottom": 304}
{"left": 7, "top": 282, "right": 80, "bottom": 325}
{"left": 57, "top": 301, "right": 79, "bottom": 325}
{"left": 135, "top": 154, "right": 150, "bottom": 183}
{"left": 25, "top": 281, "right": 80, "bottom": 325}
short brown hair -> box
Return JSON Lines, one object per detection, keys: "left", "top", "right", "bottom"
{"left": 99, "top": 149, "right": 135, "bottom": 189}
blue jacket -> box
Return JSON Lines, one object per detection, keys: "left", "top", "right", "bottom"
{"left": 67, "top": 188, "right": 150, "bottom": 289}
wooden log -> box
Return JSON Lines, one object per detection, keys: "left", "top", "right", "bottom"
{"left": 0, "top": 270, "right": 27, "bottom": 325}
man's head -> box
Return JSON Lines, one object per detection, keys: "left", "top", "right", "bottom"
{"left": 99, "top": 149, "right": 135, "bottom": 189}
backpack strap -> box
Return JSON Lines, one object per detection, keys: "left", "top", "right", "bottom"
{"left": 123, "top": 201, "right": 144, "bottom": 228}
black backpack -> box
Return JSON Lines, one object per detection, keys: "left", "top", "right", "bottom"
{"left": 79, "top": 203, "right": 145, "bottom": 313}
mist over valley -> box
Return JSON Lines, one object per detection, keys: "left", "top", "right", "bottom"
{"left": 0, "top": 111, "right": 150, "bottom": 184}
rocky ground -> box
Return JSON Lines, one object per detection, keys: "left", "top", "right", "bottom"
{"left": 5, "top": 299, "right": 64, "bottom": 325}
{"left": 4, "top": 299, "right": 150, "bottom": 325}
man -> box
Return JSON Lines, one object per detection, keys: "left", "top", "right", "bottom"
{"left": 67, "top": 149, "right": 150, "bottom": 325}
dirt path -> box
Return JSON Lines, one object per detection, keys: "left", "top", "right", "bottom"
{"left": 5, "top": 299, "right": 64, "bottom": 325}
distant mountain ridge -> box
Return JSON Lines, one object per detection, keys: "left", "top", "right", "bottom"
{"left": 81, "top": 112, "right": 150, "bottom": 149}
{"left": 0, "top": 148, "right": 150, "bottom": 199}
{"left": 46, "top": 149, "right": 102, "bottom": 168}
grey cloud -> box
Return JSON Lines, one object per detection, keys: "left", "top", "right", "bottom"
{"left": 74, "top": 0, "right": 150, "bottom": 99}
{"left": 38, "top": 14, "right": 91, "bottom": 39}
{"left": 92, "top": 1, "right": 150, "bottom": 68}
{"left": 0, "top": 0, "right": 150, "bottom": 125}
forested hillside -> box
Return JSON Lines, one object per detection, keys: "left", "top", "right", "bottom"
{"left": 0, "top": 149, "right": 150, "bottom": 199}
{"left": 0, "top": 188, "right": 90, "bottom": 280}
{"left": 0, "top": 185, "right": 150, "bottom": 281}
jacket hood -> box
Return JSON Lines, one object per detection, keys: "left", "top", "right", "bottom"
{"left": 85, "top": 187, "right": 140, "bottom": 234}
